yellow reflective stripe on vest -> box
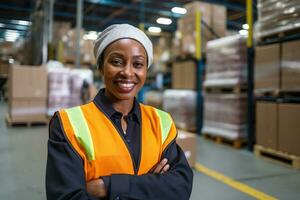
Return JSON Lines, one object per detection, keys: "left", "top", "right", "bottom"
{"left": 154, "top": 109, "right": 172, "bottom": 144}
{"left": 65, "top": 106, "right": 95, "bottom": 161}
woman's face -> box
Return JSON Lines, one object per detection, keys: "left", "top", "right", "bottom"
{"left": 101, "top": 38, "right": 147, "bottom": 101}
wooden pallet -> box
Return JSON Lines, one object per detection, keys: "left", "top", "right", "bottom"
{"left": 254, "top": 145, "right": 300, "bottom": 170}
{"left": 202, "top": 133, "right": 246, "bottom": 149}
{"left": 5, "top": 114, "right": 48, "bottom": 127}
{"left": 255, "top": 89, "right": 300, "bottom": 98}
{"left": 205, "top": 85, "right": 247, "bottom": 94}
{"left": 257, "top": 27, "right": 300, "bottom": 44}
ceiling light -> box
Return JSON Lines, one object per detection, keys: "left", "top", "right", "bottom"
{"left": 171, "top": 7, "right": 187, "bottom": 14}
{"left": 0, "top": 23, "right": 4, "bottom": 28}
{"left": 83, "top": 31, "right": 98, "bottom": 40}
{"left": 156, "top": 17, "right": 172, "bottom": 25}
{"left": 242, "top": 24, "right": 249, "bottom": 30}
{"left": 239, "top": 29, "right": 248, "bottom": 36}
{"left": 148, "top": 26, "right": 161, "bottom": 33}
{"left": 18, "top": 20, "right": 31, "bottom": 26}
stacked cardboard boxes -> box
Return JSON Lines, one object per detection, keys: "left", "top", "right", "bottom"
{"left": 8, "top": 65, "right": 48, "bottom": 122}
{"left": 178, "top": 2, "right": 226, "bottom": 55}
{"left": 256, "top": 101, "right": 300, "bottom": 156}
{"left": 176, "top": 130, "right": 197, "bottom": 167}
{"left": 255, "top": 39, "right": 300, "bottom": 157}
{"left": 172, "top": 60, "right": 197, "bottom": 90}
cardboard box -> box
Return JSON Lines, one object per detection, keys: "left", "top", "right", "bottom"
{"left": 9, "top": 65, "right": 48, "bottom": 99}
{"left": 256, "top": 101, "right": 278, "bottom": 149}
{"left": 176, "top": 130, "right": 197, "bottom": 167}
{"left": 278, "top": 103, "right": 300, "bottom": 156}
{"left": 8, "top": 98, "right": 47, "bottom": 122}
{"left": 0, "top": 62, "right": 9, "bottom": 75}
{"left": 212, "top": 4, "right": 226, "bottom": 37}
{"left": 172, "top": 61, "right": 196, "bottom": 89}
{"left": 255, "top": 44, "right": 280, "bottom": 90}
{"left": 281, "top": 40, "right": 300, "bottom": 90}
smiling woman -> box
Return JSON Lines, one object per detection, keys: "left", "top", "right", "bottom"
{"left": 46, "top": 24, "right": 193, "bottom": 200}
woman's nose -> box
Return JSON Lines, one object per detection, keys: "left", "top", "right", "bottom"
{"left": 120, "top": 64, "right": 134, "bottom": 77}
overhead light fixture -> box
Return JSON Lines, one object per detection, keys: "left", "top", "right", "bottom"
{"left": 0, "top": 23, "right": 4, "bottom": 28}
{"left": 239, "top": 29, "right": 248, "bottom": 36}
{"left": 4, "top": 30, "right": 20, "bottom": 42}
{"left": 18, "top": 20, "right": 31, "bottom": 26}
{"left": 156, "top": 17, "right": 172, "bottom": 25}
{"left": 148, "top": 26, "right": 161, "bottom": 34}
{"left": 83, "top": 31, "right": 98, "bottom": 40}
{"left": 242, "top": 24, "right": 249, "bottom": 30}
{"left": 171, "top": 7, "right": 187, "bottom": 15}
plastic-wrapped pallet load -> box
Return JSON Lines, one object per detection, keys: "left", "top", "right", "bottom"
{"left": 162, "top": 90, "right": 196, "bottom": 131}
{"left": 255, "top": 0, "right": 300, "bottom": 39}
{"left": 143, "top": 90, "right": 163, "bottom": 109}
{"left": 203, "top": 93, "right": 247, "bottom": 139}
{"left": 47, "top": 67, "right": 71, "bottom": 116}
{"left": 69, "top": 69, "right": 93, "bottom": 107}
{"left": 204, "top": 35, "right": 247, "bottom": 87}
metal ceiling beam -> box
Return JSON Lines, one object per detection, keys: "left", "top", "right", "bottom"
{"left": 0, "top": 24, "right": 28, "bottom": 31}
{"left": 85, "top": 0, "right": 181, "bottom": 18}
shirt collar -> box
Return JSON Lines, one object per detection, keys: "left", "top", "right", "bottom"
{"left": 93, "top": 88, "right": 141, "bottom": 124}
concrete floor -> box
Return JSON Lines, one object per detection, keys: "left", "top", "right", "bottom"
{"left": 0, "top": 102, "right": 299, "bottom": 200}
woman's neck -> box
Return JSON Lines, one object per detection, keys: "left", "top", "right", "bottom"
{"left": 104, "top": 90, "right": 134, "bottom": 116}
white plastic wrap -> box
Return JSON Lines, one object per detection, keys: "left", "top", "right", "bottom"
{"left": 47, "top": 67, "right": 71, "bottom": 116}
{"left": 255, "top": 0, "right": 300, "bottom": 38}
{"left": 163, "top": 89, "right": 197, "bottom": 131}
{"left": 204, "top": 35, "right": 247, "bottom": 87}
{"left": 69, "top": 69, "right": 93, "bottom": 107}
{"left": 203, "top": 93, "right": 247, "bottom": 139}
{"left": 143, "top": 90, "right": 163, "bottom": 109}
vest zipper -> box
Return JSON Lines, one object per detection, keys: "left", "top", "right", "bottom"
{"left": 95, "top": 103, "right": 138, "bottom": 175}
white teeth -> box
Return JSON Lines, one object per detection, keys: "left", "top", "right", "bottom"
{"left": 118, "top": 83, "right": 134, "bottom": 88}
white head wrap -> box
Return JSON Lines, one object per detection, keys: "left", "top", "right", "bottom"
{"left": 93, "top": 24, "right": 153, "bottom": 68}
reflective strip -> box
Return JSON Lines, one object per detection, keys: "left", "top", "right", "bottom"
{"left": 155, "top": 109, "right": 172, "bottom": 144}
{"left": 65, "top": 107, "right": 95, "bottom": 161}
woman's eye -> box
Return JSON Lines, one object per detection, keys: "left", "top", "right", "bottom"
{"left": 134, "top": 62, "right": 144, "bottom": 68}
{"left": 112, "top": 59, "right": 123, "bottom": 66}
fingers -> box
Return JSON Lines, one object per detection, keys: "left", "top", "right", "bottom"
{"left": 160, "top": 164, "right": 170, "bottom": 174}
{"left": 153, "top": 158, "right": 168, "bottom": 174}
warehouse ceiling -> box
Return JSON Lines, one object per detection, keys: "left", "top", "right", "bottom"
{"left": 0, "top": 0, "right": 250, "bottom": 42}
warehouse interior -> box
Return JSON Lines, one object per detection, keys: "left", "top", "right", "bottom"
{"left": 0, "top": 0, "right": 300, "bottom": 199}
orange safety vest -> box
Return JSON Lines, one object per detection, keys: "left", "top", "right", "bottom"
{"left": 58, "top": 101, "right": 177, "bottom": 181}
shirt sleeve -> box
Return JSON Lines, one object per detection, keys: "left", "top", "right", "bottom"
{"left": 106, "top": 140, "right": 194, "bottom": 200}
{"left": 45, "top": 113, "right": 101, "bottom": 200}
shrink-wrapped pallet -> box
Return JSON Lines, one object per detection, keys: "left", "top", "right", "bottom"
{"left": 204, "top": 35, "right": 247, "bottom": 87}
{"left": 163, "top": 90, "right": 197, "bottom": 131}
{"left": 144, "top": 90, "right": 163, "bottom": 109}
{"left": 69, "top": 69, "right": 93, "bottom": 107}
{"left": 203, "top": 93, "right": 247, "bottom": 139}
{"left": 255, "top": 0, "right": 300, "bottom": 39}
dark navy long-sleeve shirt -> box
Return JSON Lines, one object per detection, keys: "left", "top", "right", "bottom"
{"left": 46, "top": 89, "right": 193, "bottom": 200}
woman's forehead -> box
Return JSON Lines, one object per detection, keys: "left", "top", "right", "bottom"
{"left": 104, "top": 38, "right": 147, "bottom": 56}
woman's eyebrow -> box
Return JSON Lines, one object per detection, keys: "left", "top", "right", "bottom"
{"left": 107, "top": 52, "right": 125, "bottom": 58}
{"left": 133, "top": 55, "right": 146, "bottom": 60}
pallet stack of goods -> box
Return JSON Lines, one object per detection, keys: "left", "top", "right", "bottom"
{"left": 47, "top": 61, "right": 94, "bottom": 116}
{"left": 161, "top": 59, "right": 198, "bottom": 167}
{"left": 177, "top": 1, "right": 226, "bottom": 55}
{"left": 202, "top": 35, "right": 248, "bottom": 148}
{"left": 7, "top": 65, "right": 48, "bottom": 126}
{"left": 254, "top": 0, "right": 300, "bottom": 169}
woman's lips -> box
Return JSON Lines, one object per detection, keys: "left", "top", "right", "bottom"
{"left": 114, "top": 81, "right": 136, "bottom": 93}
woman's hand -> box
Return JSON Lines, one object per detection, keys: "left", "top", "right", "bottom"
{"left": 151, "top": 158, "right": 170, "bottom": 174}
{"left": 86, "top": 178, "right": 107, "bottom": 198}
